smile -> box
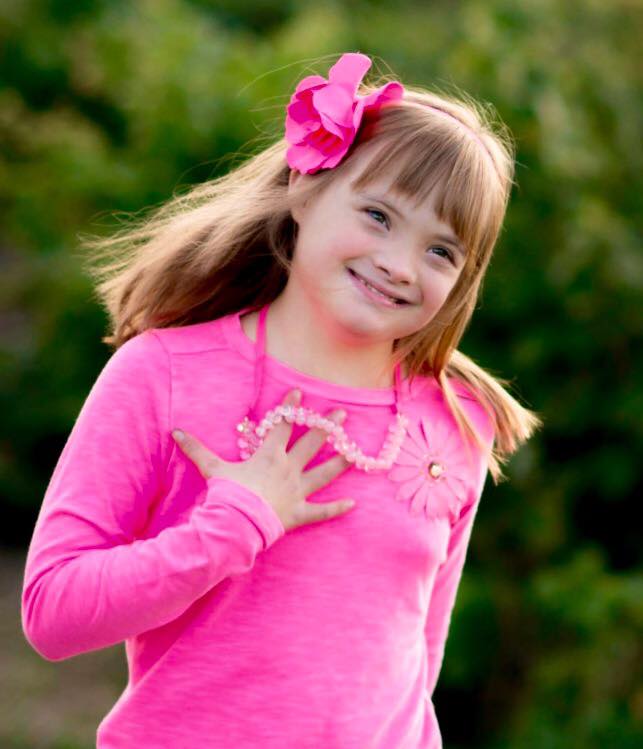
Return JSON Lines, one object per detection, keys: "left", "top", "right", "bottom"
{"left": 347, "top": 268, "right": 408, "bottom": 308}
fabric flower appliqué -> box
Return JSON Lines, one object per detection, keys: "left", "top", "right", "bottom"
{"left": 388, "top": 415, "right": 470, "bottom": 523}
{"left": 284, "top": 52, "right": 404, "bottom": 174}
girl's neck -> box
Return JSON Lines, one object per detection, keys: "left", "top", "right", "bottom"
{"left": 240, "top": 301, "right": 405, "bottom": 390}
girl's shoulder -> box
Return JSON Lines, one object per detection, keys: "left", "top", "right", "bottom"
{"left": 410, "top": 372, "right": 496, "bottom": 451}
{"left": 146, "top": 315, "right": 231, "bottom": 356}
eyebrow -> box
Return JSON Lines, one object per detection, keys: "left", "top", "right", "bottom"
{"left": 356, "top": 191, "right": 466, "bottom": 259}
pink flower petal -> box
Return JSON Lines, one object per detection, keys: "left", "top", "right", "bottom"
{"left": 396, "top": 474, "right": 426, "bottom": 502}
{"left": 285, "top": 143, "right": 324, "bottom": 173}
{"left": 317, "top": 111, "right": 347, "bottom": 139}
{"left": 388, "top": 464, "right": 422, "bottom": 482}
{"left": 411, "top": 481, "right": 431, "bottom": 515}
{"left": 424, "top": 501, "right": 443, "bottom": 521}
{"left": 286, "top": 97, "right": 316, "bottom": 124}
{"left": 308, "top": 127, "right": 343, "bottom": 155}
{"left": 420, "top": 416, "right": 436, "bottom": 448}
{"left": 327, "top": 52, "right": 371, "bottom": 96}
{"left": 294, "top": 74, "right": 328, "bottom": 96}
{"left": 405, "top": 418, "right": 428, "bottom": 453}
{"left": 360, "top": 81, "right": 404, "bottom": 110}
{"left": 397, "top": 440, "right": 426, "bottom": 463}
{"left": 444, "top": 475, "right": 468, "bottom": 500}
{"left": 352, "top": 98, "right": 365, "bottom": 130}
{"left": 319, "top": 147, "right": 350, "bottom": 169}
{"left": 431, "top": 488, "right": 452, "bottom": 517}
{"left": 447, "top": 492, "right": 467, "bottom": 521}
{"left": 285, "top": 110, "right": 319, "bottom": 142}
{"left": 313, "top": 85, "right": 355, "bottom": 129}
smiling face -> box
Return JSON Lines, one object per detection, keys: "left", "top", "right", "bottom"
{"left": 285, "top": 144, "right": 466, "bottom": 348}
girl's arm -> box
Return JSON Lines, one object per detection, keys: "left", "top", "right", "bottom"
{"left": 21, "top": 331, "right": 284, "bottom": 662}
{"left": 424, "top": 433, "right": 491, "bottom": 699}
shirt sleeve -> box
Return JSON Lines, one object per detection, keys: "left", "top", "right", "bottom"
{"left": 21, "top": 330, "right": 285, "bottom": 662}
{"left": 424, "top": 434, "right": 491, "bottom": 699}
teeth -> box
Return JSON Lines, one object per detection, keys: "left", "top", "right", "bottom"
{"left": 356, "top": 273, "right": 399, "bottom": 303}
{"left": 366, "top": 282, "right": 396, "bottom": 301}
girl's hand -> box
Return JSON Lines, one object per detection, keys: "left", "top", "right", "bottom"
{"left": 171, "top": 389, "right": 356, "bottom": 532}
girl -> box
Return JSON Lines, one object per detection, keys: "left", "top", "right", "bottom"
{"left": 21, "top": 53, "right": 541, "bottom": 748}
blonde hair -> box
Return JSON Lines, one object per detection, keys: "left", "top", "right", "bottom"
{"left": 79, "top": 62, "right": 542, "bottom": 484}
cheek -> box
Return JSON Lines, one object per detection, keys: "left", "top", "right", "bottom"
{"left": 303, "top": 228, "right": 369, "bottom": 270}
{"left": 420, "top": 273, "right": 455, "bottom": 314}
{"left": 327, "top": 225, "right": 371, "bottom": 262}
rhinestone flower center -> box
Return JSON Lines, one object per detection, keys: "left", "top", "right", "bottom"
{"left": 428, "top": 461, "right": 444, "bottom": 479}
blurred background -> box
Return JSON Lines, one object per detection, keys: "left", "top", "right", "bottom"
{"left": 1, "top": 1, "right": 641, "bottom": 747}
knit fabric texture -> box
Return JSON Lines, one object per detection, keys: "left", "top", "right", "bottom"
{"left": 21, "top": 309, "right": 494, "bottom": 748}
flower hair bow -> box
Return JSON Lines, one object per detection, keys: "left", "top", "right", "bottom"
{"left": 284, "top": 52, "right": 404, "bottom": 175}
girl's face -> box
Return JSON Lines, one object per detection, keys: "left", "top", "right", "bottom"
{"left": 287, "top": 152, "right": 466, "bottom": 348}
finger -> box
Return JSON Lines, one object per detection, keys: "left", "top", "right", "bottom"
{"left": 302, "top": 452, "right": 353, "bottom": 496}
{"left": 262, "top": 388, "right": 301, "bottom": 453}
{"left": 296, "top": 498, "right": 356, "bottom": 528}
{"left": 288, "top": 408, "right": 346, "bottom": 470}
{"left": 172, "top": 429, "right": 222, "bottom": 479}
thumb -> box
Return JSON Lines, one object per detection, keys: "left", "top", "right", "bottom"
{"left": 172, "top": 429, "right": 223, "bottom": 479}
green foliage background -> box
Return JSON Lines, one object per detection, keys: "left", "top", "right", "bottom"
{"left": 1, "top": 1, "right": 641, "bottom": 747}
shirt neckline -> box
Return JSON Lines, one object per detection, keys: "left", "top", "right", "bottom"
{"left": 220, "top": 307, "right": 428, "bottom": 405}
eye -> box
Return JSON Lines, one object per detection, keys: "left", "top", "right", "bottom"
{"left": 366, "top": 207, "right": 456, "bottom": 265}
{"left": 428, "top": 246, "right": 454, "bottom": 263}
{"left": 365, "top": 208, "right": 389, "bottom": 228}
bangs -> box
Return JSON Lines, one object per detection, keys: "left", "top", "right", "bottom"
{"left": 348, "top": 126, "right": 505, "bottom": 267}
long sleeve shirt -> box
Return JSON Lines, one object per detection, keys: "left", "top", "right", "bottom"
{"left": 21, "top": 309, "right": 494, "bottom": 749}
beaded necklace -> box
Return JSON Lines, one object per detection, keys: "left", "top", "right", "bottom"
{"left": 235, "top": 303, "right": 410, "bottom": 472}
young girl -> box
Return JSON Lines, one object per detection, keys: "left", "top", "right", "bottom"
{"left": 21, "top": 52, "right": 541, "bottom": 748}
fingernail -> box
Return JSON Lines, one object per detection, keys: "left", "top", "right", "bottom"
{"left": 293, "top": 389, "right": 301, "bottom": 401}
{"left": 172, "top": 429, "right": 185, "bottom": 442}
{"left": 334, "top": 410, "right": 346, "bottom": 421}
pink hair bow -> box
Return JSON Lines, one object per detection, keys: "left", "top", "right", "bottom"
{"left": 284, "top": 52, "right": 404, "bottom": 175}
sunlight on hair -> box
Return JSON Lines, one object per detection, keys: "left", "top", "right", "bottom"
{"left": 78, "top": 60, "right": 542, "bottom": 483}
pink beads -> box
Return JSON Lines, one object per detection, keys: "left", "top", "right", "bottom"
{"left": 235, "top": 405, "right": 408, "bottom": 473}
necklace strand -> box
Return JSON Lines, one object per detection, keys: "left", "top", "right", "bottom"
{"left": 236, "top": 406, "right": 409, "bottom": 471}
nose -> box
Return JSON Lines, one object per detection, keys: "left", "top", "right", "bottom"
{"left": 372, "top": 243, "right": 415, "bottom": 286}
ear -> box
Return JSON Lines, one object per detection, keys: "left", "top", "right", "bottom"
{"left": 287, "top": 169, "right": 307, "bottom": 224}
{"left": 288, "top": 168, "right": 303, "bottom": 190}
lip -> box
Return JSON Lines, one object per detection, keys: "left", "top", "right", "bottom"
{"left": 347, "top": 268, "right": 406, "bottom": 308}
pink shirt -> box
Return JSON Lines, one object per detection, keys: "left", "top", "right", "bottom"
{"left": 21, "top": 309, "right": 494, "bottom": 748}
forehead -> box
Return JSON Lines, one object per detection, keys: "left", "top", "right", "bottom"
{"left": 350, "top": 179, "right": 439, "bottom": 213}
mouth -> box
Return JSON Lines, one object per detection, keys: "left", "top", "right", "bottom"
{"left": 346, "top": 268, "right": 410, "bottom": 307}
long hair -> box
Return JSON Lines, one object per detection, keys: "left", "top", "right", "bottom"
{"left": 79, "top": 64, "right": 542, "bottom": 484}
